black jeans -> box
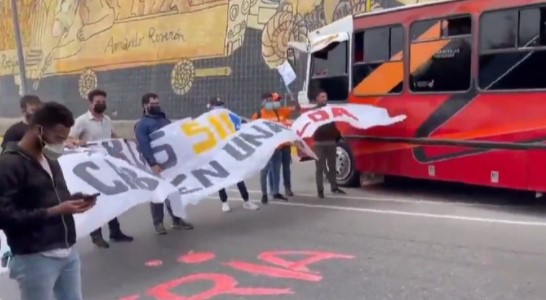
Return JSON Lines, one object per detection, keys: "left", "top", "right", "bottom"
{"left": 314, "top": 143, "right": 337, "bottom": 193}
{"left": 90, "top": 218, "right": 121, "bottom": 239}
{"left": 219, "top": 181, "right": 249, "bottom": 202}
{"left": 151, "top": 200, "right": 180, "bottom": 225}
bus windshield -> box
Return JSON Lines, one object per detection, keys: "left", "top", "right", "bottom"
{"left": 308, "top": 41, "right": 349, "bottom": 102}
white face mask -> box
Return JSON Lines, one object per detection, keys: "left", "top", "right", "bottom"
{"left": 45, "top": 143, "right": 65, "bottom": 154}
{"left": 38, "top": 126, "right": 65, "bottom": 159}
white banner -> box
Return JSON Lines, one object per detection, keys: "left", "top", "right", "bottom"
{"left": 0, "top": 149, "right": 179, "bottom": 274}
{"left": 292, "top": 104, "right": 407, "bottom": 138}
{"left": 0, "top": 230, "right": 8, "bottom": 273}
{"left": 151, "top": 110, "right": 314, "bottom": 204}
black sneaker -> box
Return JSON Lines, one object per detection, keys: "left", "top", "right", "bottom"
{"left": 332, "top": 188, "right": 346, "bottom": 195}
{"left": 154, "top": 223, "right": 168, "bottom": 235}
{"left": 261, "top": 195, "right": 268, "bottom": 204}
{"left": 110, "top": 232, "right": 134, "bottom": 243}
{"left": 173, "top": 218, "right": 194, "bottom": 230}
{"left": 273, "top": 193, "right": 288, "bottom": 201}
{"left": 285, "top": 189, "right": 294, "bottom": 197}
{"left": 92, "top": 237, "right": 110, "bottom": 249}
{"left": 318, "top": 191, "right": 325, "bottom": 199}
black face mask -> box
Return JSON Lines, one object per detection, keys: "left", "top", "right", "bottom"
{"left": 148, "top": 106, "right": 161, "bottom": 115}
{"left": 93, "top": 103, "right": 107, "bottom": 114}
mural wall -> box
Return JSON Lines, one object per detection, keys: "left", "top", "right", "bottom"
{"left": 0, "top": 0, "right": 442, "bottom": 119}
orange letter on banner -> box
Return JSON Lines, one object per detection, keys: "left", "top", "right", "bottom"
{"left": 208, "top": 116, "right": 230, "bottom": 140}
{"left": 219, "top": 112, "right": 236, "bottom": 135}
{"left": 307, "top": 110, "right": 329, "bottom": 122}
{"left": 331, "top": 107, "right": 358, "bottom": 120}
{"left": 181, "top": 122, "right": 217, "bottom": 154}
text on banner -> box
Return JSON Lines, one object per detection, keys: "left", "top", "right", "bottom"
{"left": 181, "top": 111, "right": 237, "bottom": 155}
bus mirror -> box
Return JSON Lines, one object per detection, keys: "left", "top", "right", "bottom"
{"left": 286, "top": 48, "right": 296, "bottom": 67}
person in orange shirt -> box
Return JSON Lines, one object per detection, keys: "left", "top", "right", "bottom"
{"left": 252, "top": 92, "right": 299, "bottom": 203}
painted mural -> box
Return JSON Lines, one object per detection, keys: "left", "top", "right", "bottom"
{"left": 0, "top": 0, "right": 443, "bottom": 119}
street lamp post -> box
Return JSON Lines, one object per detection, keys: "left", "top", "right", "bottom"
{"left": 10, "top": 0, "right": 28, "bottom": 95}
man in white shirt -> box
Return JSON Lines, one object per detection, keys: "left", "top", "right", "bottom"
{"left": 69, "top": 89, "right": 133, "bottom": 248}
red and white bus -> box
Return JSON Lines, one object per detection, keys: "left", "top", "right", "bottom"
{"left": 289, "top": 0, "right": 546, "bottom": 192}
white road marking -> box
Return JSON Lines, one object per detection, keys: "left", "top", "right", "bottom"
{"left": 213, "top": 196, "right": 546, "bottom": 227}
{"left": 227, "top": 189, "right": 502, "bottom": 208}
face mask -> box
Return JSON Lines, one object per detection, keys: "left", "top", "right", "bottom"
{"left": 264, "top": 102, "right": 275, "bottom": 110}
{"left": 93, "top": 103, "right": 106, "bottom": 114}
{"left": 148, "top": 106, "right": 161, "bottom": 115}
{"left": 272, "top": 102, "right": 281, "bottom": 109}
{"left": 38, "top": 127, "right": 65, "bottom": 159}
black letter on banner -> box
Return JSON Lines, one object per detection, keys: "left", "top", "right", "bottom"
{"left": 105, "top": 160, "right": 159, "bottom": 190}
{"left": 191, "top": 161, "right": 229, "bottom": 188}
{"left": 101, "top": 140, "right": 129, "bottom": 162}
{"left": 72, "top": 161, "right": 129, "bottom": 195}
{"left": 262, "top": 121, "right": 287, "bottom": 133}
{"left": 223, "top": 137, "right": 255, "bottom": 161}
{"left": 171, "top": 174, "right": 202, "bottom": 195}
{"left": 239, "top": 126, "right": 274, "bottom": 147}
{"left": 125, "top": 140, "right": 147, "bottom": 170}
{"left": 150, "top": 131, "right": 177, "bottom": 170}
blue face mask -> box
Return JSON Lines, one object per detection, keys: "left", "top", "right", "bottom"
{"left": 264, "top": 102, "right": 280, "bottom": 110}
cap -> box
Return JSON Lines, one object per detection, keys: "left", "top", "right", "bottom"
{"left": 271, "top": 92, "right": 282, "bottom": 101}
{"left": 261, "top": 92, "right": 272, "bottom": 100}
{"left": 207, "top": 97, "right": 224, "bottom": 109}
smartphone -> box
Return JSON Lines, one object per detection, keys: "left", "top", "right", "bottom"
{"left": 83, "top": 193, "right": 100, "bottom": 202}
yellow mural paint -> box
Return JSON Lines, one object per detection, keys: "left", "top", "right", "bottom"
{"left": 0, "top": 0, "right": 445, "bottom": 98}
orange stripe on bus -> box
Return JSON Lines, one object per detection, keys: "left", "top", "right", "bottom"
{"left": 353, "top": 23, "right": 445, "bottom": 96}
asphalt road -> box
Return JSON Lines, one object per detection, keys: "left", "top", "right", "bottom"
{"left": 2, "top": 161, "right": 546, "bottom": 300}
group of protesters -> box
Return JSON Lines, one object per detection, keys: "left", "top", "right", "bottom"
{"left": 0, "top": 87, "right": 344, "bottom": 300}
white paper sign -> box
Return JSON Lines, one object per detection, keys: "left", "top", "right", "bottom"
{"left": 277, "top": 60, "right": 297, "bottom": 86}
{"left": 292, "top": 104, "right": 407, "bottom": 138}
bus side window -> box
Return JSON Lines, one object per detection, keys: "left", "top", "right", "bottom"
{"left": 479, "top": 6, "right": 546, "bottom": 90}
{"left": 409, "top": 16, "right": 472, "bottom": 93}
{"left": 352, "top": 24, "right": 404, "bottom": 96}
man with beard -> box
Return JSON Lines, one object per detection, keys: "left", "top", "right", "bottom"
{"left": 135, "top": 92, "right": 194, "bottom": 234}
{"left": 0, "top": 102, "right": 96, "bottom": 300}
{"left": 68, "top": 89, "right": 133, "bottom": 248}
{"left": 1, "top": 95, "right": 42, "bottom": 149}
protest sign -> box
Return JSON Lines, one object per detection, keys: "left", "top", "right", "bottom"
{"left": 277, "top": 60, "right": 297, "bottom": 86}
{"left": 60, "top": 150, "right": 180, "bottom": 238}
{"left": 292, "top": 104, "right": 407, "bottom": 138}
{"left": 151, "top": 117, "right": 314, "bottom": 204}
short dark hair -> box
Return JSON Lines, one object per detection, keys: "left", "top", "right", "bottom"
{"left": 141, "top": 92, "right": 158, "bottom": 106}
{"left": 19, "top": 95, "right": 41, "bottom": 109}
{"left": 30, "top": 102, "right": 74, "bottom": 129}
{"left": 261, "top": 92, "right": 272, "bottom": 99}
{"left": 87, "top": 89, "right": 107, "bottom": 102}
{"left": 312, "top": 89, "right": 327, "bottom": 100}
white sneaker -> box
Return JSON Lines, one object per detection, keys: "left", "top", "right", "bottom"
{"left": 243, "top": 202, "right": 259, "bottom": 210}
{"left": 221, "top": 202, "right": 231, "bottom": 212}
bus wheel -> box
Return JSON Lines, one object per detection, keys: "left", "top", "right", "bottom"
{"left": 78, "top": 69, "right": 98, "bottom": 99}
{"left": 171, "top": 59, "right": 195, "bottom": 95}
{"left": 336, "top": 140, "right": 360, "bottom": 187}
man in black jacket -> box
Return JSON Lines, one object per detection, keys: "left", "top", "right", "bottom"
{"left": 1, "top": 95, "right": 42, "bottom": 149}
{"left": 312, "top": 90, "right": 345, "bottom": 198}
{"left": 0, "top": 102, "right": 96, "bottom": 300}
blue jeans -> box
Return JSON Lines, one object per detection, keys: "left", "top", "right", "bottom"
{"left": 262, "top": 149, "right": 282, "bottom": 196}
{"left": 9, "top": 250, "right": 82, "bottom": 300}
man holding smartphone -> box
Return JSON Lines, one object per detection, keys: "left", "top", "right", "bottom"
{"left": 0, "top": 102, "right": 96, "bottom": 300}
